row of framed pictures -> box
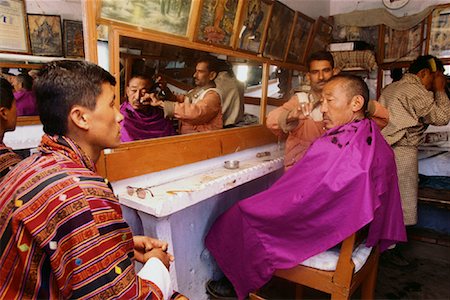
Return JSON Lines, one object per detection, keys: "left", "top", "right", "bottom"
{"left": 0, "top": 0, "right": 84, "bottom": 57}
{"left": 97, "top": 0, "right": 332, "bottom": 65}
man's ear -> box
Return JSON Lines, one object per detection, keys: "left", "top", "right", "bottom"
{"left": 416, "top": 68, "right": 429, "bottom": 80}
{"left": 0, "top": 107, "right": 8, "bottom": 121}
{"left": 209, "top": 71, "right": 217, "bottom": 81}
{"left": 332, "top": 67, "right": 340, "bottom": 76}
{"left": 68, "top": 105, "right": 90, "bottom": 130}
{"left": 351, "top": 95, "right": 365, "bottom": 112}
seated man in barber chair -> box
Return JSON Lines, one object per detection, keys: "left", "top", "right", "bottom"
{"left": 205, "top": 74, "right": 407, "bottom": 299}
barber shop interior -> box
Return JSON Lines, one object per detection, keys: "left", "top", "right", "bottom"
{"left": 1, "top": 0, "right": 449, "bottom": 299}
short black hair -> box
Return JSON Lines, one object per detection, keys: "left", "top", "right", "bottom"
{"left": 328, "top": 74, "right": 369, "bottom": 114}
{"left": 34, "top": 60, "right": 116, "bottom": 135}
{"left": 0, "top": 78, "right": 15, "bottom": 109}
{"left": 409, "top": 55, "right": 443, "bottom": 74}
{"left": 197, "top": 55, "right": 220, "bottom": 73}
{"left": 15, "top": 74, "right": 34, "bottom": 91}
{"left": 306, "top": 51, "right": 335, "bottom": 70}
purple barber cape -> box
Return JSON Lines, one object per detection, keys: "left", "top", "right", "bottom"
{"left": 205, "top": 118, "right": 407, "bottom": 299}
{"left": 120, "top": 101, "right": 176, "bottom": 142}
{"left": 14, "top": 90, "right": 38, "bottom": 116}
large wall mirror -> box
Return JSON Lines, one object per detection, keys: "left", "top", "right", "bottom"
{"left": 116, "top": 34, "right": 264, "bottom": 144}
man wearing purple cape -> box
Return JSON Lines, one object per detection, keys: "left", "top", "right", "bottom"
{"left": 205, "top": 75, "right": 407, "bottom": 299}
{"left": 120, "top": 74, "right": 176, "bottom": 142}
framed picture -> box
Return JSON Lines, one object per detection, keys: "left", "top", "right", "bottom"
{"left": 0, "top": 0, "right": 30, "bottom": 53}
{"left": 263, "top": 1, "right": 294, "bottom": 60}
{"left": 286, "top": 12, "right": 314, "bottom": 64}
{"left": 237, "top": 0, "right": 271, "bottom": 53}
{"left": 307, "top": 16, "right": 333, "bottom": 56}
{"left": 383, "top": 22, "right": 424, "bottom": 62}
{"left": 99, "top": 0, "right": 193, "bottom": 37}
{"left": 63, "top": 20, "right": 84, "bottom": 58}
{"left": 196, "top": 0, "right": 239, "bottom": 46}
{"left": 27, "top": 14, "right": 63, "bottom": 56}
{"left": 427, "top": 5, "right": 450, "bottom": 58}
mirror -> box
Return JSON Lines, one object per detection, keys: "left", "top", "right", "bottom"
{"left": 0, "top": 63, "right": 42, "bottom": 125}
{"left": 118, "top": 35, "right": 263, "bottom": 143}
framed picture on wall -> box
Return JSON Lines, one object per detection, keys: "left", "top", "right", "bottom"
{"left": 307, "top": 16, "right": 333, "bottom": 56}
{"left": 27, "top": 14, "right": 63, "bottom": 56}
{"left": 263, "top": 1, "right": 294, "bottom": 60}
{"left": 196, "top": 0, "right": 239, "bottom": 46}
{"left": 99, "top": 0, "right": 193, "bottom": 37}
{"left": 427, "top": 5, "right": 450, "bottom": 58}
{"left": 63, "top": 20, "right": 84, "bottom": 58}
{"left": 383, "top": 21, "right": 424, "bottom": 63}
{"left": 286, "top": 12, "right": 314, "bottom": 64}
{"left": 237, "top": 0, "right": 272, "bottom": 53}
{"left": 0, "top": 0, "right": 30, "bottom": 54}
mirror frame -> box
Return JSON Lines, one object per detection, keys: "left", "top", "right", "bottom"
{"left": 0, "top": 61, "right": 42, "bottom": 126}
{"left": 84, "top": 1, "right": 307, "bottom": 181}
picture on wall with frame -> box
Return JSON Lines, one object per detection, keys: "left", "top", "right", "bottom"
{"left": 263, "top": 1, "right": 294, "bottom": 60}
{"left": 383, "top": 22, "right": 424, "bottom": 63}
{"left": 286, "top": 12, "right": 314, "bottom": 64}
{"left": 428, "top": 5, "right": 450, "bottom": 58}
{"left": 99, "top": 0, "right": 193, "bottom": 37}
{"left": 307, "top": 16, "right": 333, "bottom": 56}
{"left": 237, "top": 0, "right": 271, "bottom": 53}
{"left": 63, "top": 20, "right": 84, "bottom": 58}
{"left": 0, "top": 0, "right": 30, "bottom": 54}
{"left": 27, "top": 14, "right": 63, "bottom": 56}
{"left": 196, "top": 0, "right": 239, "bottom": 46}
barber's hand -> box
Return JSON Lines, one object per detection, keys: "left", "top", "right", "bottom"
{"left": 143, "top": 248, "right": 173, "bottom": 270}
{"left": 136, "top": 93, "right": 154, "bottom": 107}
{"left": 133, "top": 236, "right": 174, "bottom": 263}
{"left": 433, "top": 71, "right": 446, "bottom": 93}
{"left": 149, "top": 93, "right": 165, "bottom": 108}
{"left": 286, "top": 103, "right": 312, "bottom": 123}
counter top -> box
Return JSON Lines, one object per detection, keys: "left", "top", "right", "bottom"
{"left": 117, "top": 144, "right": 284, "bottom": 217}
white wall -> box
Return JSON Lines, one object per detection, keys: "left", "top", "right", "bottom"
{"left": 330, "top": 0, "right": 450, "bottom": 16}
{"left": 279, "top": 0, "right": 331, "bottom": 19}
{"left": 25, "top": 0, "right": 82, "bottom": 20}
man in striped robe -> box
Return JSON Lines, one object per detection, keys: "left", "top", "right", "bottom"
{"left": 0, "top": 61, "right": 186, "bottom": 300}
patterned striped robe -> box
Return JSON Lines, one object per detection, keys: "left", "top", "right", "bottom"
{"left": 379, "top": 73, "right": 450, "bottom": 225}
{"left": 0, "top": 143, "right": 22, "bottom": 182}
{"left": 0, "top": 135, "right": 166, "bottom": 299}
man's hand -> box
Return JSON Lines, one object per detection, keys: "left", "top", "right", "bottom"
{"left": 286, "top": 103, "right": 312, "bottom": 123}
{"left": 143, "top": 248, "right": 173, "bottom": 270}
{"left": 433, "top": 71, "right": 446, "bottom": 93}
{"left": 133, "top": 236, "right": 174, "bottom": 264}
{"left": 149, "top": 93, "right": 165, "bottom": 108}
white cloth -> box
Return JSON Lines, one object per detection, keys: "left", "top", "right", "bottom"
{"left": 300, "top": 244, "right": 372, "bottom": 273}
{"left": 137, "top": 257, "right": 172, "bottom": 300}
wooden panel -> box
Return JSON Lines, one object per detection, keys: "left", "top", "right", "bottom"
{"left": 102, "top": 125, "right": 276, "bottom": 181}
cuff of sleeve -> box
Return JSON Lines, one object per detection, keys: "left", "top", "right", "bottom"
{"left": 367, "top": 100, "right": 376, "bottom": 116}
{"left": 164, "top": 101, "right": 175, "bottom": 118}
{"left": 279, "top": 109, "right": 299, "bottom": 133}
{"left": 138, "top": 257, "right": 172, "bottom": 300}
{"left": 435, "top": 91, "right": 449, "bottom": 102}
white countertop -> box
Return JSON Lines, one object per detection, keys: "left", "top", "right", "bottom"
{"left": 117, "top": 144, "right": 284, "bottom": 217}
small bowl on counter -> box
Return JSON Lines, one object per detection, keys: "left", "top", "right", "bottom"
{"left": 224, "top": 160, "right": 240, "bottom": 169}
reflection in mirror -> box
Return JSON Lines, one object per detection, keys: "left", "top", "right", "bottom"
{"left": 0, "top": 67, "right": 40, "bottom": 117}
{"left": 266, "top": 68, "right": 307, "bottom": 115}
{"left": 118, "top": 36, "right": 262, "bottom": 143}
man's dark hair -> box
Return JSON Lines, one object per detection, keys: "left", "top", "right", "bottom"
{"left": 409, "top": 55, "right": 443, "bottom": 74}
{"left": 306, "top": 51, "right": 335, "bottom": 70}
{"left": 328, "top": 74, "right": 369, "bottom": 114}
{"left": 34, "top": 60, "right": 116, "bottom": 135}
{"left": 197, "top": 55, "right": 220, "bottom": 73}
{"left": 0, "top": 78, "right": 14, "bottom": 109}
{"left": 15, "top": 74, "right": 34, "bottom": 91}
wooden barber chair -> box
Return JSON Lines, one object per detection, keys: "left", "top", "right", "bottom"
{"left": 250, "top": 227, "right": 380, "bottom": 299}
